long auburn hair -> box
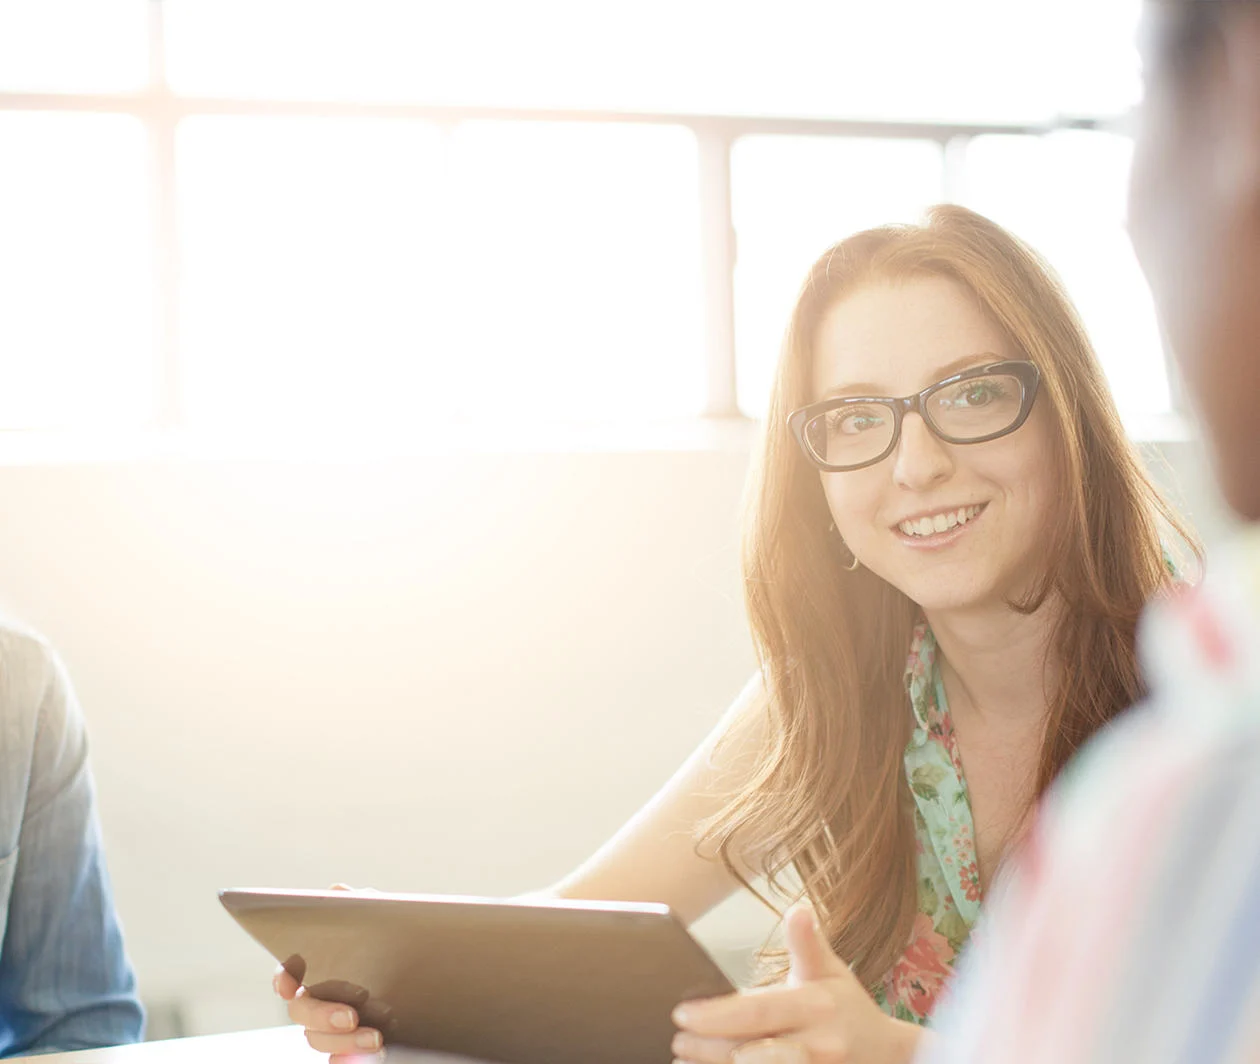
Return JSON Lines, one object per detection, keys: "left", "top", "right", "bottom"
{"left": 700, "top": 204, "right": 1199, "bottom": 990}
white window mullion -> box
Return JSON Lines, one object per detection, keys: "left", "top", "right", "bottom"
{"left": 696, "top": 129, "right": 737, "bottom": 419}
{"left": 942, "top": 134, "right": 971, "bottom": 206}
{"left": 148, "top": 0, "right": 181, "bottom": 428}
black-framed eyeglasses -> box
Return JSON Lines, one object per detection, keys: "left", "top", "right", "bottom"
{"left": 787, "top": 360, "right": 1041, "bottom": 472}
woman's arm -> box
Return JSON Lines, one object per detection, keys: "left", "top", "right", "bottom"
{"left": 544, "top": 671, "right": 770, "bottom": 924}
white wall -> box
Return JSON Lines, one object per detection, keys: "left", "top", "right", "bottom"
{"left": 0, "top": 443, "right": 778, "bottom": 1036}
{"left": 0, "top": 433, "right": 1227, "bottom": 1037}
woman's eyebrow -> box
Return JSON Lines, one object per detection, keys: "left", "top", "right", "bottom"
{"left": 818, "top": 353, "right": 999, "bottom": 400}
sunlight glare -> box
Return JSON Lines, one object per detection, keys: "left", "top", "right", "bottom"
{"left": 963, "top": 132, "right": 1170, "bottom": 419}
{"left": 732, "top": 137, "right": 946, "bottom": 418}
{"left": 0, "top": 113, "right": 153, "bottom": 428}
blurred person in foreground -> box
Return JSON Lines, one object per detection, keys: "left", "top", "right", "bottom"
{"left": 919, "top": 1, "right": 1260, "bottom": 1061}
{"left": 0, "top": 625, "right": 144, "bottom": 1055}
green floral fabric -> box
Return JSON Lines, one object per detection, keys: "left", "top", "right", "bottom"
{"left": 870, "top": 622, "right": 981, "bottom": 1025}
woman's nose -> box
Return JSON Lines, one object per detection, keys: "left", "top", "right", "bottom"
{"left": 892, "top": 413, "right": 954, "bottom": 490}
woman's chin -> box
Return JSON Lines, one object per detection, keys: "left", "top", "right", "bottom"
{"left": 881, "top": 571, "right": 1001, "bottom": 615}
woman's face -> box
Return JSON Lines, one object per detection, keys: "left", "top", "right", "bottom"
{"left": 811, "top": 275, "right": 1057, "bottom": 615}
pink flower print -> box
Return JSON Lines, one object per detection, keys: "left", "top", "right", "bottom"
{"left": 886, "top": 913, "right": 956, "bottom": 1018}
{"left": 958, "top": 859, "right": 982, "bottom": 903}
{"left": 953, "top": 822, "right": 975, "bottom": 852}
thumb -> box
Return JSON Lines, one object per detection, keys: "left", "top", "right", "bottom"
{"left": 785, "top": 903, "right": 850, "bottom": 984}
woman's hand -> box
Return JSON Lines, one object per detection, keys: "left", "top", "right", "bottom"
{"left": 670, "top": 905, "right": 923, "bottom": 1064}
{"left": 272, "top": 884, "right": 385, "bottom": 1062}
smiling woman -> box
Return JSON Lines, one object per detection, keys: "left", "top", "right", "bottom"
{"left": 280, "top": 205, "right": 1200, "bottom": 1064}
{"left": 695, "top": 205, "right": 1196, "bottom": 1024}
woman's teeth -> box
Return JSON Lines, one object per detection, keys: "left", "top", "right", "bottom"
{"left": 898, "top": 505, "right": 984, "bottom": 538}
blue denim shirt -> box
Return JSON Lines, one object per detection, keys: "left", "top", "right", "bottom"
{"left": 0, "top": 626, "right": 144, "bottom": 1056}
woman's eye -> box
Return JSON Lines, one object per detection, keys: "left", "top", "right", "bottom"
{"left": 946, "top": 381, "right": 1004, "bottom": 408}
{"left": 828, "top": 407, "right": 885, "bottom": 435}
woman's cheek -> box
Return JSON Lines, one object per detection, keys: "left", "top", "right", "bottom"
{"left": 827, "top": 496, "right": 888, "bottom": 562}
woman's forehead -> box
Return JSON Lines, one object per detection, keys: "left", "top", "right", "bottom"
{"left": 810, "top": 277, "right": 1014, "bottom": 399}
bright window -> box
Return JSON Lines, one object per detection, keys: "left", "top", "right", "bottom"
{"left": 445, "top": 122, "right": 705, "bottom": 420}
{"left": 177, "top": 118, "right": 704, "bottom": 427}
{"left": 161, "top": 0, "right": 1141, "bottom": 122}
{"left": 0, "top": 0, "right": 148, "bottom": 93}
{"left": 0, "top": 0, "right": 1168, "bottom": 438}
{"left": 0, "top": 112, "right": 153, "bottom": 428}
{"left": 177, "top": 117, "right": 449, "bottom": 428}
{"left": 962, "top": 131, "right": 1170, "bottom": 418}
{"left": 732, "top": 137, "right": 946, "bottom": 418}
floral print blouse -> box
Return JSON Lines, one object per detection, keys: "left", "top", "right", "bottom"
{"left": 870, "top": 622, "right": 984, "bottom": 1026}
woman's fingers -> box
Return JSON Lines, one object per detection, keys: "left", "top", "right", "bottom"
{"left": 283, "top": 969, "right": 384, "bottom": 1055}
{"left": 302, "top": 1026, "right": 384, "bottom": 1055}
{"left": 286, "top": 986, "right": 362, "bottom": 1032}
{"left": 674, "top": 983, "right": 834, "bottom": 1040}
{"left": 290, "top": 986, "right": 382, "bottom": 1055}
{"left": 272, "top": 965, "right": 300, "bottom": 1001}
{"left": 671, "top": 1030, "right": 742, "bottom": 1063}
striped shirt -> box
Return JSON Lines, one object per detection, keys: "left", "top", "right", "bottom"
{"left": 922, "top": 529, "right": 1260, "bottom": 1064}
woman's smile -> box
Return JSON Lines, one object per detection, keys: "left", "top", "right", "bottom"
{"left": 892, "top": 502, "right": 988, "bottom": 550}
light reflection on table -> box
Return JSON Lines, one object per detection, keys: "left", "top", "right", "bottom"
{"left": 12, "top": 1025, "right": 487, "bottom": 1063}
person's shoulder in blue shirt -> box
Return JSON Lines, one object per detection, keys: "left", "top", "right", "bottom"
{"left": 0, "top": 623, "right": 144, "bottom": 1056}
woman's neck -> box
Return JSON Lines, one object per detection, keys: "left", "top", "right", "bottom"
{"left": 924, "top": 598, "right": 1061, "bottom": 729}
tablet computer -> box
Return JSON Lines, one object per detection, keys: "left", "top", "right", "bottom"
{"left": 219, "top": 887, "right": 736, "bottom": 1064}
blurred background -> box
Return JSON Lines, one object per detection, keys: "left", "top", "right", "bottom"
{"left": 0, "top": 0, "right": 1231, "bottom": 1039}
